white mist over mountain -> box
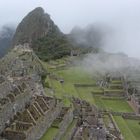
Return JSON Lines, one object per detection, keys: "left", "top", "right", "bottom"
{"left": 0, "top": 0, "right": 140, "bottom": 58}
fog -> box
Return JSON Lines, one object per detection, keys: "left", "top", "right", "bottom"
{"left": 0, "top": 0, "right": 140, "bottom": 58}
{"left": 79, "top": 52, "right": 140, "bottom": 77}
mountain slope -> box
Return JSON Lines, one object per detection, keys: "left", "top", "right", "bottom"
{"left": 12, "top": 7, "right": 72, "bottom": 61}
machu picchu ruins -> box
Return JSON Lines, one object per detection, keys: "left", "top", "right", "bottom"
{"left": 0, "top": 2, "right": 140, "bottom": 140}
{"left": 0, "top": 43, "right": 140, "bottom": 140}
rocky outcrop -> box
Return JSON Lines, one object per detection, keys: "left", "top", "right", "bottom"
{"left": 12, "top": 7, "right": 72, "bottom": 61}
{"left": 12, "top": 7, "right": 60, "bottom": 46}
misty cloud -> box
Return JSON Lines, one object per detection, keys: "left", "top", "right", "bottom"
{"left": 79, "top": 52, "right": 140, "bottom": 77}
{"left": 1, "top": 0, "right": 140, "bottom": 58}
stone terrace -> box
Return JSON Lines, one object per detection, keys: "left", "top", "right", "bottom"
{"left": 2, "top": 95, "right": 63, "bottom": 140}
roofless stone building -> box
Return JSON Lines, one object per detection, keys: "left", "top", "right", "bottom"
{"left": 0, "top": 44, "right": 66, "bottom": 140}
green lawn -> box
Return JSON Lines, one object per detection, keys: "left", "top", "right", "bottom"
{"left": 62, "top": 83, "right": 79, "bottom": 98}
{"left": 56, "top": 67, "right": 96, "bottom": 84}
{"left": 114, "top": 116, "right": 140, "bottom": 140}
{"left": 45, "top": 66, "right": 98, "bottom": 105}
{"left": 40, "top": 127, "right": 59, "bottom": 140}
{"left": 125, "top": 119, "right": 140, "bottom": 140}
{"left": 76, "top": 87, "right": 95, "bottom": 104}
{"left": 94, "top": 96, "right": 105, "bottom": 109}
{"left": 94, "top": 97, "right": 133, "bottom": 112}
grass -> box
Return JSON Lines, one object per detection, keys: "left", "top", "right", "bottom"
{"left": 113, "top": 116, "right": 136, "bottom": 140}
{"left": 63, "top": 97, "right": 71, "bottom": 107}
{"left": 114, "top": 116, "right": 140, "bottom": 140}
{"left": 56, "top": 67, "right": 96, "bottom": 84}
{"left": 40, "top": 127, "right": 59, "bottom": 140}
{"left": 76, "top": 87, "right": 95, "bottom": 104}
{"left": 45, "top": 62, "right": 133, "bottom": 112}
{"left": 42, "top": 58, "right": 138, "bottom": 140}
{"left": 55, "top": 67, "right": 100, "bottom": 104}
{"left": 94, "top": 96, "right": 105, "bottom": 109}
{"left": 45, "top": 66, "right": 98, "bottom": 105}
{"left": 94, "top": 97, "right": 133, "bottom": 112}
{"left": 125, "top": 119, "right": 140, "bottom": 140}
{"left": 103, "top": 99, "right": 133, "bottom": 112}
{"left": 103, "top": 114, "right": 111, "bottom": 128}
{"left": 61, "top": 119, "right": 77, "bottom": 140}
{"left": 104, "top": 88, "right": 124, "bottom": 96}
{"left": 111, "top": 80, "right": 122, "bottom": 84}
{"left": 62, "top": 83, "right": 79, "bottom": 98}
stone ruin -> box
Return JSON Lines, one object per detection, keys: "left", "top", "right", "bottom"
{"left": 72, "top": 98, "right": 113, "bottom": 140}
{"left": 1, "top": 95, "right": 63, "bottom": 140}
{"left": 1, "top": 43, "right": 137, "bottom": 140}
{"left": 0, "top": 44, "right": 75, "bottom": 140}
{"left": 97, "top": 73, "right": 126, "bottom": 98}
{"left": 0, "top": 44, "right": 62, "bottom": 139}
{"left": 102, "top": 73, "right": 140, "bottom": 114}
{"left": 125, "top": 73, "right": 140, "bottom": 114}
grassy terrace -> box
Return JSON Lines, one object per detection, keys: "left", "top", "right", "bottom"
{"left": 44, "top": 63, "right": 98, "bottom": 105}
{"left": 40, "top": 117, "right": 62, "bottom": 140}
{"left": 114, "top": 116, "right": 140, "bottom": 140}
{"left": 61, "top": 119, "right": 78, "bottom": 140}
{"left": 111, "top": 80, "right": 122, "bottom": 84}
{"left": 56, "top": 67, "right": 96, "bottom": 84}
{"left": 75, "top": 87, "right": 95, "bottom": 104}
{"left": 104, "top": 89, "right": 124, "bottom": 93}
{"left": 94, "top": 97, "right": 133, "bottom": 112}
{"left": 41, "top": 57, "right": 139, "bottom": 139}
{"left": 40, "top": 127, "right": 59, "bottom": 140}
{"left": 43, "top": 59, "right": 134, "bottom": 112}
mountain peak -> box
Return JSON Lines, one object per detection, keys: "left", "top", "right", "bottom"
{"left": 32, "top": 7, "right": 44, "bottom": 12}
{"left": 12, "top": 7, "right": 59, "bottom": 46}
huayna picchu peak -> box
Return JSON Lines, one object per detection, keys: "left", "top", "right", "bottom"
{"left": 12, "top": 7, "right": 72, "bottom": 61}
{"left": 12, "top": 7, "right": 61, "bottom": 46}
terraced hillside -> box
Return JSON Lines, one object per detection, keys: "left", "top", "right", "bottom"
{"left": 41, "top": 56, "right": 140, "bottom": 140}
{"left": 0, "top": 43, "right": 139, "bottom": 140}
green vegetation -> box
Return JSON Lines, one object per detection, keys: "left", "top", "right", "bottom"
{"left": 40, "top": 127, "right": 59, "bottom": 140}
{"left": 43, "top": 58, "right": 134, "bottom": 112}
{"left": 104, "top": 89, "right": 124, "bottom": 93}
{"left": 34, "top": 34, "right": 71, "bottom": 61}
{"left": 94, "top": 97, "right": 133, "bottom": 112}
{"left": 61, "top": 119, "right": 78, "bottom": 140}
{"left": 111, "top": 80, "right": 122, "bottom": 84}
{"left": 56, "top": 67, "right": 96, "bottom": 84}
{"left": 76, "top": 87, "right": 95, "bottom": 104}
{"left": 41, "top": 57, "right": 139, "bottom": 140}
{"left": 125, "top": 119, "right": 140, "bottom": 140}
{"left": 114, "top": 116, "right": 140, "bottom": 140}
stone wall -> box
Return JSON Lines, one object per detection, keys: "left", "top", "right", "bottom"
{"left": 0, "top": 85, "right": 32, "bottom": 134}
{"left": 54, "top": 108, "right": 73, "bottom": 140}
{"left": 108, "top": 113, "right": 124, "bottom": 140}
{"left": 26, "top": 101, "right": 63, "bottom": 140}
{"left": 2, "top": 96, "right": 63, "bottom": 140}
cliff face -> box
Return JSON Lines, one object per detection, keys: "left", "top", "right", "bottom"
{"left": 12, "top": 7, "right": 71, "bottom": 61}
{"left": 12, "top": 7, "right": 60, "bottom": 46}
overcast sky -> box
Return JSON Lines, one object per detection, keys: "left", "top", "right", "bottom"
{"left": 0, "top": 0, "right": 139, "bottom": 32}
{"left": 1, "top": 0, "right": 140, "bottom": 57}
